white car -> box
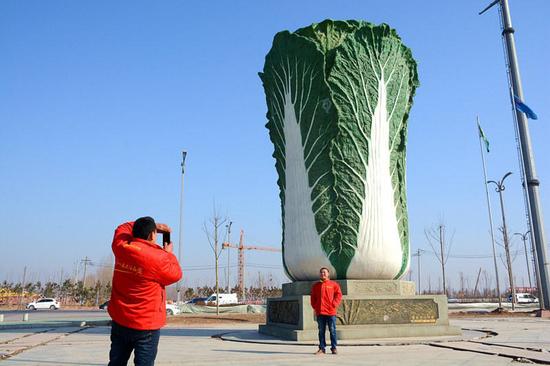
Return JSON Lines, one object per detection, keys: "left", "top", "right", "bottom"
{"left": 26, "top": 298, "right": 60, "bottom": 310}
{"left": 507, "top": 293, "right": 539, "bottom": 304}
{"left": 165, "top": 303, "right": 180, "bottom": 316}
{"left": 204, "top": 293, "right": 238, "bottom": 305}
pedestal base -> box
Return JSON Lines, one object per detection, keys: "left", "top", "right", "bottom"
{"left": 259, "top": 280, "right": 461, "bottom": 341}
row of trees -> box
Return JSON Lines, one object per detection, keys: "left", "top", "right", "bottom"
{"left": 0, "top": 279, "right": 112, "bottom": 307}
{"left": 1, "top": 279, "right": 282, "bottom": 307}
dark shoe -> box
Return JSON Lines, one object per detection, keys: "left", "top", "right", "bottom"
{"left": 331, "top": 348, "right": 338, "bottom": 355}
{"left": 315, "top": 349, "right": 325, "bottom": 355}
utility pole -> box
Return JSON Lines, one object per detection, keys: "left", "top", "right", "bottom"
{"left": 19, "top": 266, "right": 27, "bottom": 310}
{"left": 81, "top": 257, "right": 92, "bottom": 287}
{"left": 480, "top": 0, "right": 550, "bottom": 311}
{"left": 74, "top": 260, "right": 80, "bottom": 284}
{"left": 58, "top": 267, "right": 64, "bottom": 299}
{"left": 417, "top": 249, "right": 422, "bottom": 294}
{"left": 439, "top": 225, "right": 447, "bottom": 296}
{"left": 177, "top": 150, "right": 187, "bottom": 304}
{"left": 474, "top": 267, "right": 483, "bottom": 297}
{"left": 488, "top": 172, "right": 516, "bottom": 310}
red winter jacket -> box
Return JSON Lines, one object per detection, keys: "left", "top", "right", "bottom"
{"left": 310, "top": 280, "right": 342, "bottom": 316}
{"left": 108, "top": 222, "right": 182, "bottom": 330}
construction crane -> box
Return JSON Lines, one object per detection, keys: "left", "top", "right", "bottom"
{"left": 222, "top": 229, "right": 281, "bottom": 302}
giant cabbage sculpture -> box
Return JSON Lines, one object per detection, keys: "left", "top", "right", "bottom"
{"left": 260, "top": 20, "right": 419, "bottom": 281}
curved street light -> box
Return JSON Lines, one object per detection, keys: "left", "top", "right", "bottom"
{"left": 488, "top": 172, "right": 515, "bottom": 310}
{"left": 514, "top": 230, "right": 533, "bottom": 290}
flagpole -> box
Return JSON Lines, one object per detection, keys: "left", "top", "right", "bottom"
{"left": 497, "top": 0, "right": 549, "bottom": 310}
{"left": 477, "top": 117, "right": 502, "bottom": 310}
{"left": 480, "top": 0, "right": 550, "bottom": 312}
{"left": 509, "top": 88, "right": 544, "bottom": 310}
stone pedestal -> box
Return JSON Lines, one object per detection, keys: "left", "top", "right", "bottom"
{"left": 259, "top": 280, "right": 461, "bottom": 341}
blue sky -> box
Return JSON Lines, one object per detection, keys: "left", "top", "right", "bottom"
{"left": 1, "top": 0, "right": 548, "bottom": 292}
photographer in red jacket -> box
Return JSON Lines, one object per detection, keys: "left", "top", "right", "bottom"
{"left": 310, "top": 267, "right": 342, "bottom": 355}
{"left": 108, "top": 217, "right": 182, "bottom": 366}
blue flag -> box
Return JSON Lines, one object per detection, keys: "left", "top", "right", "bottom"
{"left": 514, "top": 95, "right": 538, "bottom": 120}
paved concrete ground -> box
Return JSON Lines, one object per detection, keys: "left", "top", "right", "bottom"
{"left": 1, "top": 317, "right": 549, "bottom": 365}
{"left": 448, "top": 302, "right": 540, "bottom": 313}
{"left": 0, "top": 310, "right": 109, "bottom": 323}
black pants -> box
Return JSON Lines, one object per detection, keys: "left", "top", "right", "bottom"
{"left": 108, "top": 321, "right": 160, "bottom": 366}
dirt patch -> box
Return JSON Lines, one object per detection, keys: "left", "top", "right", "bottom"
{"left": 166, "top": 313, "right": 266, "bottom": 326}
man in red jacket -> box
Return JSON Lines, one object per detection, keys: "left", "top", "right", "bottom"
{"left": 108, "top": 217, "right": 182, "bottom": 366}
{"left": 310, "top": 267, "right": 342, "bottom": 355}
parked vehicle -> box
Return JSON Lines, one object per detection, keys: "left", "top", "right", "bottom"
{"left": 26, "top": 298, "right": 60, "bottom": 310}
{"left": 185, "top": 297, "right": 207, "bottom": 305}
{"left": 204, "top": 293, "right": 238, "bottom": 305}
{"left": 507, "top": 293, "right": 539, "bottom": 303}
{"left": 99, "top": 300, "right": 110, "bottom": 310}
{"left": 166, "top": 303, "right": 181, "bottom": 316}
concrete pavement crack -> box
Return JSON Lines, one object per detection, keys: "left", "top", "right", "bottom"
{"left": 0, "top": 328, "right": 54, "bottom": 345}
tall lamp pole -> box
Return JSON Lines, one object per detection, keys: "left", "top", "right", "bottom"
{"left": 488, "top": 172, "right": 515, "bottom": 310}
{"left": 226, "top": 221, "right": 232, "bottom": 294}
{"left": 480, "top": 0, "right": 550, "bottom": 311}
{"left": 177, "top": 151, "right": 187, "bottom": 304}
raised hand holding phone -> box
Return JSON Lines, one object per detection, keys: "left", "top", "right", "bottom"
{"left": 156, "top": 223, "right": 172, "bottom": 250}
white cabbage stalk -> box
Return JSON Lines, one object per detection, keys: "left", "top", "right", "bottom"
{"left": 282, "top": 89, "right": 335, "bottom": 280}
{"left": 347, "top": 78, "right": 404, "bottom": 279}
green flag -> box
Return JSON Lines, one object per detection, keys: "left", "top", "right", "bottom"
{"left": 477, "top": 122, "right": 490, "bottom": 153}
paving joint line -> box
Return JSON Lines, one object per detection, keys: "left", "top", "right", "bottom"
{"left": 0, "top": 326, "right": 92, "bottom": 361}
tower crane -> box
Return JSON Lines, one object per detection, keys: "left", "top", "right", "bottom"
{"left": 222, "top": 230, "right": 281, "bottom": 301}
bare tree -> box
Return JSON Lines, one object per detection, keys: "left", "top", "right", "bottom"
{"left": 425, "top": 222, "right": 454, "bottom": 296}
{"left": 203, "top": 206, "right": 227, "bottom": 316}
{"left": 496, "top": 226, "right": 518, "bottom": 304}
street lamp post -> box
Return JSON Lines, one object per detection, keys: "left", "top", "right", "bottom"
{"left": 488, "top": 172, "right": 516, "bottom": 311}
{"left": 226, "top": 221, "right": 232, "bottom": 294}
{"left": 177, "top": 151, "right": 187, "bottom": 304}
{"left": 514, "top": 231, "right": 532, "bottom": 290}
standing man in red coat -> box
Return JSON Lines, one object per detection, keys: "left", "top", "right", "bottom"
{"left": 310, "top": 267, "right": 342, "bottom": 355}
{"left": 108, "top": 216, "right": 182, "bottom": 366}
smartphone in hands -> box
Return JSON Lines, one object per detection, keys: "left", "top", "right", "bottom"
{"left": 162, "top": 232, "right": 171, "bottom": 248}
